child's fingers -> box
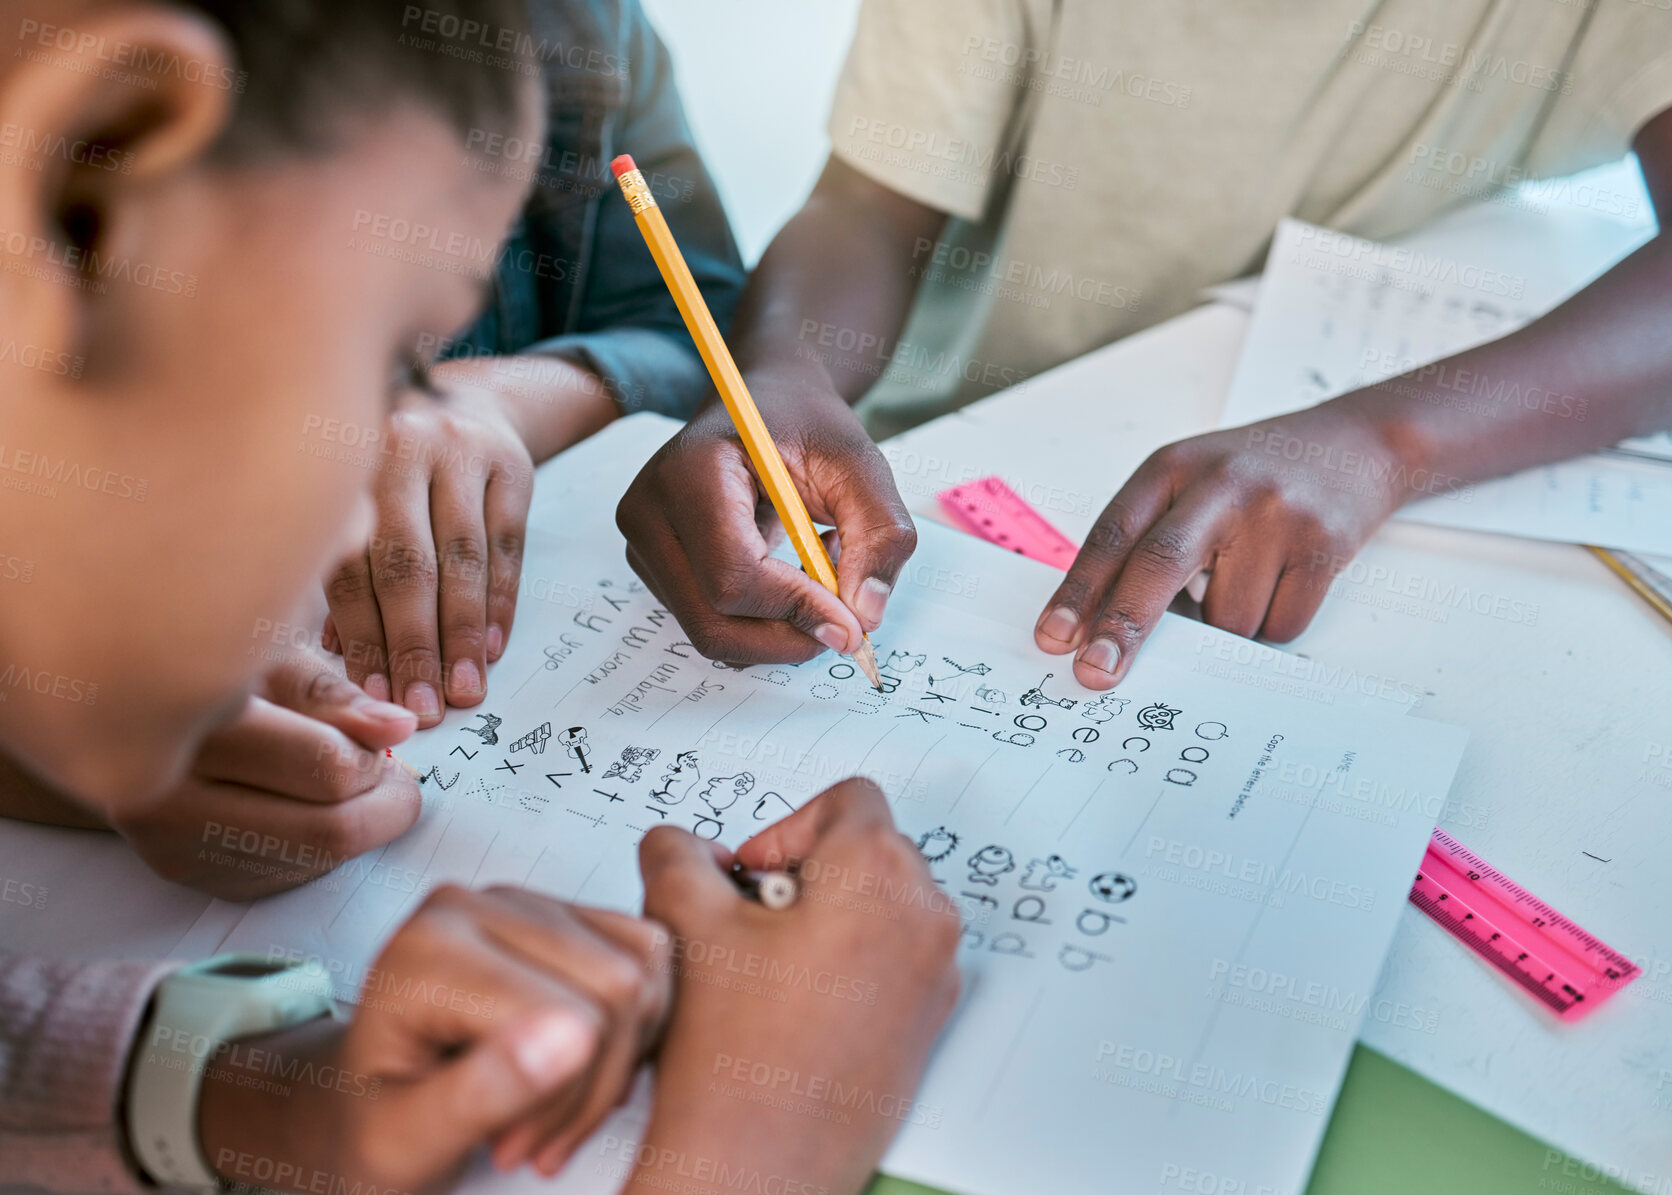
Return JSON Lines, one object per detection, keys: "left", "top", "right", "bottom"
{"left": 1034, "top": 453, "right": 1178, "bottom": 660}
{"left": 1199, "top": 542, "right": 1287, "bottom": 642}
{"left": 734, "top": 776, "right": 892, "bottom": 872}
{"left": 810, "top": 441, "right": 918, "bottom": 634}
{"left": 656, "top": 442, "right": 863, "bottom": 653}
{"left": 145, "top": 776, "right": 420, "bottom": 895}
{"left": 620, "top": 518, "right": 844, "bottom": 666}
{"left": 361, "top": 887, "right": 632, "bottom": 1173}
{"left": 258, "top": 653, "right": 416, "bottom": 749}
{"left": 470, "top": 889, "right": 672, "bottom": 1039}
{"left": 428, "top": 466, "right": 491, "bottom": 710}
{"left": 479, "top": 901, "right": 671, "bottom": 1175}
{"left": 1260, "top": 550, "right": 1337, "bottom": 643}
{"left": 368, "top": 472, "right": 447, "bottom": 727}
{"left": 483, "top": 465, "right": 531, "bottom": 662}
{"left": 323, "top": 551, "right": 392, "bottom": 700}
{"left": 196, "top": 699, "right": 388, "bottom": 803}
{"left": 383, "top": 1007, "right": 599, "bottom": 1179}
{"left": 638, "top": 826, "right": 743, "bottom": 928}
{"left": 446, "top": 891, "right": 664, "bottom": 1175}
{"left": 1070, "top": 487, "right": 1232, "bottom": 690}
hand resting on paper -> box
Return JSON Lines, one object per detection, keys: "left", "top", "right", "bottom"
{"left": 1035, "top": 405, "right": 1407, "bottom": 690}
{"left": 0, "top": 651, "right": 422, "bottom": 899}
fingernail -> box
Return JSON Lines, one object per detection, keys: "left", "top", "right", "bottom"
{"left": 364, "top": 673, "right": 391, "bottom": 703}
{"left": 1039, "top": 606, "right": 1080, "bottom": 644}
{"left": 452, "top": 658, "right": 482, "bottom": 697}
{"left": 487, "top": 624, "right": 504, "bottom": 658}
{"left": 1079, "top": 639, "right": 1120, "bottom": 676}
{"left": 351, "top": 693, "right": 415, "bottom": 724}
{"left": 856, "top": 577, "right": 892, "bottom": 628}
{"left": 813, "top": 623, "right": 850, "bottom": 653}
{"left": 404, "top": 682, "right": 441, "bottom": 719}
{"left": 513, "top": 1012, "right": 590, "bottom": 1087}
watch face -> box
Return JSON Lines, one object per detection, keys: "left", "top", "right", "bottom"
{"left": 205, "top": 959, "right": 288, "bottom": 980}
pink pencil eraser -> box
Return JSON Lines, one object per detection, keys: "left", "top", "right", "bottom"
{"left": 611, "top": 154, "right": 637, "bottom": 179}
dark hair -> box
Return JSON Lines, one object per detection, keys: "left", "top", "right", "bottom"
{"left": 176, "top": 0, "right": 535, "bottom": 155}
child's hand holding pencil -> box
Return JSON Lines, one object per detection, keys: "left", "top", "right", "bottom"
{"left": 610, "top": 156, "right": 916, "bottom": 680}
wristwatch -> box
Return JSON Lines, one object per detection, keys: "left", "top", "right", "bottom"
{"left": 124, "top": 954, "right": 337, "bottom": 1190}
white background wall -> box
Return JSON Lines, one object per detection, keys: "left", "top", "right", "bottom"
{"left": 638, "top": 0, "right": 863, "bottom": 265}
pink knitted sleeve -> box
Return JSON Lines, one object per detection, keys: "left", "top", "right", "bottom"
{"left": 0, "top": 954, "right": 179, "bottom": 1193}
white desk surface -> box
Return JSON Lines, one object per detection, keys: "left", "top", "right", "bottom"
{"left": 2, "top": 302, "right": 1668, "bottom": 1191}
{"left": 885, "top": 301, "right": 1672, "bottom": 1183}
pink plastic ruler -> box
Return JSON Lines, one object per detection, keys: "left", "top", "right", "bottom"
{"left": 1412, "top": 830, "right": 1639, "bottom": 1021}
{"left": 937, "top": 477, "right": 1079, "bottom": 570}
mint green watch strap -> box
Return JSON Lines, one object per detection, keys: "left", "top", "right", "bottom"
{"left": 125, "top": 954, "right": 336, "bottom": 1190}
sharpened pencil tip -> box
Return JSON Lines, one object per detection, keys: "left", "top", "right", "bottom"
{"left": 853, "top": 637, "right": 883, "bottom": 690}
{"left": 388, "top": 749, "right": 424, "bottom": 782}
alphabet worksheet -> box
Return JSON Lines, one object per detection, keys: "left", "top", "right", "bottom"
{"left": 212, "top": 417, "right": 1467, "bottom": 1195}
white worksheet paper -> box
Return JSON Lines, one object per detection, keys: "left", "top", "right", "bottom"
{"left": 211, "top": 417, "right": 1467, "bottom": 1195}
{"left": 1220, "top": 197, "right": 1672, "bottom": 555}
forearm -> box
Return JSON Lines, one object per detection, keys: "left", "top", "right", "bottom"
{"left": 433, "top": 355, "right": 617, "bottom": 464}
{"left": 1338, "top": 232, "right": 1672, "bottom": 497}
{"left": 196, "top": 1017, "right": 348, "bottom": 1191}
{"left": 624, "top": 1110, "right": 874, "bottom": 1195}
{"left": 732, "top": 163, "right": 945, "bottom": 406}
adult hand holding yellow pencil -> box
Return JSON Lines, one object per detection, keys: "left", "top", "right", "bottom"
{"left": 611, "top": 153, "right": 901, "bottom": 686}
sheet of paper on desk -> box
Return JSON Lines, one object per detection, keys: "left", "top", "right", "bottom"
{"left": 1220, "top": 166, "right": 1672, "bottom": 555}
{"left": 208, "top": 416, "right": 1467, "bottom": 1195}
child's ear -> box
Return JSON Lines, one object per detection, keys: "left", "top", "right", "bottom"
{"left": 0, "top": 6, "right": 238, "bottom": 356}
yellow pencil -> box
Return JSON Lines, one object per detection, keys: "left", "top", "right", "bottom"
{"left": 1587, "top": 545, "right": 1672, "bottom": 626}
{"left": 387, "top": 749, "right": 425, "bottom": 782}
{"left": 611, "top": 154, "right": 882, "bottom": 688}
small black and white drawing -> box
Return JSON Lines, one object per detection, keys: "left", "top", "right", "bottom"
{"left": 916, "top": 826, "right": 960, "bottom": 864}
{"left": 603, "top": 745, "right": 661, "bottom": 783}
{"left": 1020, "top": 673, "right": 1077, "bottom": 711}
{"left": 556, "top": 726, "right": 591, "bottom": 773}
{"left": 881, "top": 650, "right": 926, "bottom": 673}
{"left": 974, "top": 686, "right": 1008, "bottom": 706}
{"left": 649, "top": 750, "right": 700, "bottom": 805}
{"left": 966, "top": 844, "right": 1016, "bottom": 886}
{"left": 1088, "top": 872, "right": 1137, "bottom": 903}
{"left": 509, "top": 722, "right": 552, "bottom": 755}
{"left": 1136, "top": 702, "right": 1181, "bottom": 731}
{"left": 1194, "top": 722, "right": 1229, "bottom": 741}
{"left": 942, "top": 657, "right": 992, "bottom": 676}
{"left": 462, "top": 712, "right": 502, "bottom": 746}
{"left": 1079, "top": 694, "right": 1130, "bottom": 724}
{"left": 697, "top": 772, "right": 756, "bottom": 817}
{"left": 1020, "top": 855, "right": 1078, "bottom": 891}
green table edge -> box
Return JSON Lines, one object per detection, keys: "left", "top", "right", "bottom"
{"left": 866, "top": 1044, "right": 1637, "bottom": 1195}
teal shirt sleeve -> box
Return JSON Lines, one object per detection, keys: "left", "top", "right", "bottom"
{"left": 526, "top": 0, "right": 745, "bottom": 419}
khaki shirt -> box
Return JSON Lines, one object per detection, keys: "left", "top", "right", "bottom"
{"left": 826, "top": 0, "right": 1672, "bottom": 435}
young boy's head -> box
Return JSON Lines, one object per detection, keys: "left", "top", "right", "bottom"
{"left": 0, "top": 0, "right": 540, "bottom": 805}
